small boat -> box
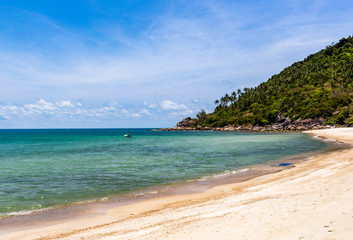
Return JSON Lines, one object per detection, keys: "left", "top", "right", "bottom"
{"left": 124, "top": 133, "right": 131, "bottom": 138}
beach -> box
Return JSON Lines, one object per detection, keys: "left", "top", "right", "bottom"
{"left": 2, "top": 128, "right": 353, "bottom": 239}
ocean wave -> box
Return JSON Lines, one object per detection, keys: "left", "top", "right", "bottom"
{"left": 134, "top": 191, "right": 158, "bottom": 196}
{"left": 312, "top": 134, "right": 337, "bottom": 142}
{"left": 5, "top": 207, "right": 48, "bottom": 217}
{"left": 197, "top": 168, "right": 250, "bottom": 181}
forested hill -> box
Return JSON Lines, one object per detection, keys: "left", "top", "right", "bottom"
{"left": 192, "top": 36, "right": 353, "bottom": 129}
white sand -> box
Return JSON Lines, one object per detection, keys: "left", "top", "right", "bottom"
{"left": 2, "top": 128, "right": 353, "bottom": 240}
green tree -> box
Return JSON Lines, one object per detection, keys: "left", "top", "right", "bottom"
{"left": 203, "top": 36, "right": 353, "bottom": 127}
{"left": 196, "top": 109, "right": 208, "bottom": 125}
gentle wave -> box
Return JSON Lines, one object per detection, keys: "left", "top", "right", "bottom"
{"left": 5, "top": 207, "right": 50, "bottom": 217}
{"left": 197, "top": 168, "right": 250, "bottom": 182}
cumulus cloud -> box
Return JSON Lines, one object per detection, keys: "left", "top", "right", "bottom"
{"left": 140, "top": 109, "right": 151, "bottom": 115}
{"left": 0, "top": 100, "right": 113, "bottom": 119}
{"left": 0, "top": 98, "right": 199, "bottom": 127}
{"left": 99, "top": 106, "right": 117, "bottom": 112}
{"left": 56, "top": 100, "right": 74, "bottom": 107}
{"left": 143, "top": 101, "right": 158, "bottom": 108}
{"left": 25, "top": 99, "right": 56, "bottom": 111}
{"left": 160, "top": 100, "right": 187, "bottom": 110}
{"left": 0, "top": 105, "right": 22, "bottom": 114}
{"left": 120, "top": 109, "right": 129, "bottom": 114}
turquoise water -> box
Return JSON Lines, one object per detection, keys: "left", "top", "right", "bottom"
{"left": 0, "top": 129, "right": 328, "bottom": 216}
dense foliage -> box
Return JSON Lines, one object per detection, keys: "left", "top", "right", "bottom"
{"left": 199, "top": 36, "right": 353, "bottom": 127}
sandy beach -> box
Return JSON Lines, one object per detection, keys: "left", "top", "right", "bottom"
{"left": 2, "top": 128, "right": 353, "bottom": 240}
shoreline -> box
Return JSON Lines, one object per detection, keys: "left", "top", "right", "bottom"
{"left": 0, "top": 132, "right": 334, "bottom": 222}
{"left": 2, "top": 128, "right": 353, "bottom": 239}
{"left": 0, "top": 133, "right": 339, "bottom": 227}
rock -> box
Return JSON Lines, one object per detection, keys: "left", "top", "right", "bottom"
{"left": 157, "top": 116, "right": 342, "bottom": 132}
{"left": 284, "top": 117, "right": 292, "bottom": 126}
{"left": 252, "top": 126, "right": 263, "bottom": 131}
{"left": 174, "top": 117, "right": 197, "bottom": 129}
{"left": 275, "top": 115, "right": 287, "bottom": 123}
{"left": 272, "top": 124, "right": 284, "bottom": 131}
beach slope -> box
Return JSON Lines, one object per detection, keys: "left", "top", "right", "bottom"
{"left": 3, "top": 128, "right": 353, "bottom": 240}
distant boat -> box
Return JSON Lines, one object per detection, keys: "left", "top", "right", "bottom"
{"left": 124, "top": 133, "right": 132, "bottom": 138}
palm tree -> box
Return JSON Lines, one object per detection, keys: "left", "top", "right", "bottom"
{"left": 237, "top": 89, "right": 242, "bottom": 97}
{"left": 231, "top": 91, "right": 237, "bottom": 102}
{"left": 224, "top": 94, "right": 230, "bottom": 106}
{"left": 220, "top": 97, "right": 226, "bottom": 107}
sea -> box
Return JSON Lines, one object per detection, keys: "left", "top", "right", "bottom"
{"left": 0, "top": 129, "right": 329, "bottom": 219}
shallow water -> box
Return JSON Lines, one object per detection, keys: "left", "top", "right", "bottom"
{"left": 0, "top": 129, "right": 328, "bottom": 216}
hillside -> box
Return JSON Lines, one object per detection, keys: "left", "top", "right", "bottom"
{"left": 175, "top": 36, "right": 353, "bottom": 131}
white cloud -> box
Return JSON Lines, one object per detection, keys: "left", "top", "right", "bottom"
{"left": 56, "top": 100, "right": 74, "bottom": 107}
{"left": 144, "top": 101, "right": 158, "bottom": 108}
{"left": 99, "top": 106, "right": 117, "bottom": 112}
{"left": 168, "top": 109, "right": 195, "bottom": 118}
{"left": 120, "top": 109, "right": 129, "bottom": 114}
{"left": 0, "top": 98, "right": 196, "bottom": 126}
{"left": 160, "top": 100, "right": 187, "bottom": 110}
{"left": 149, "top": 103, "right": 157, "bottom": 108}
{"left": 131, "top": 113, "right": 142, "bottom": 118}
{"left": 24, "top": 99, "right": 57, "bottom": 113}
{"left": 140, "top": 109, "right": 151, "bottom": 115}
{"left": 0, "top": 105, "right": 22, "bottom": 114}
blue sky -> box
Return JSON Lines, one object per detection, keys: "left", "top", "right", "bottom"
{"left": 0, "top": 0, "right": 352, "bottom": 128}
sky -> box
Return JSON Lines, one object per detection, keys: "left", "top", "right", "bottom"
{"left": 0, "top": 0, "right": 352, "bottom": 128}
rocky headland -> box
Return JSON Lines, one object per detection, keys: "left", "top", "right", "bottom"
{"left": 158, "top": 116, "right": 342, "bottom": 132}
{"left": 159, "top": 37, "right": 353, "bottom": 132}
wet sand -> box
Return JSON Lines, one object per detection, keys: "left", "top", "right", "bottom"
{"left": 2, "top": 128, "right": 353, "bottom": 239}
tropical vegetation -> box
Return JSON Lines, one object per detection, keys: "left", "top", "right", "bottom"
{"left": 195, "top": 36, "right": 353, "bottom": 127}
